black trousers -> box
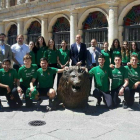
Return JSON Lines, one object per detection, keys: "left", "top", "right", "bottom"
{"left": 20, "top": 85, "right": 32, "bottom": 107}
{"left": 13, "top": 64, "right": 20, "bottom": 72}
{"left": 0, "top": 87, "right": 22, "bottom": 108}
{"left": 93, "top": 88, "right": 112, "bottom": 108}
{"left": 126, "top": 85, "right": 140, "bottom": 106}
{"left": 111, "top": 86, "right": 130, "bottom": 107}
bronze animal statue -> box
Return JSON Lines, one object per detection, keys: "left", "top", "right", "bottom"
{"left": 57, "top": 66, "right": 90, "bottom": 109}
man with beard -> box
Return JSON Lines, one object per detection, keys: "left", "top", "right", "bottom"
{"left": 11, "top": 34, "right": 30, "bottom": 71}
{"left": 89, "top": 54, "right": 112, "bottom": 108}
{"left": 125, "top": 55, "right": 140, "bottom": 107}
{"left": 110, "top": 56, "right": 129, "bottom": 109}
{"left": 0, "top": 33, "right": 12, "bottom": 68}
{"left": 0, "top": 59, "right": 22, "bottom": 109}
{"left": 30, "top": 57, "right": 67, "bottom": 111}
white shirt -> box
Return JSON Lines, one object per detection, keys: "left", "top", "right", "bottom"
{"left": 11, "top": 43, "right": 30, "bottom": 65}
{"left": 0, "top": 44, "right": 5, "bottom": 55}
{"left": 76, "top": 43, "right": 81, "bottom": 53}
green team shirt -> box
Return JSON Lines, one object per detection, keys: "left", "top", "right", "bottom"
{"left": 110, "top": 66, "right": 128, "bottom": 90}
{"left": 89, "top": 65, "right": 111, "bottom": 92}
{"left": 0, "top": 68, "right": 18, "bottom": 89}
{"left": 57, "top": 48, "right": 70, "bottom": 68}
{"left": 101, "top": 50, "right": 110, "bottom": 68}
{"left": 125, "top": 66, "right": 140, "bottom": 89}
{"left": 29, "top": 51, "right": 36, "bottom": 64}
{"left": 36, "top": 46, "right": 47, "bottom": 65}
{"left": 122, "top": 52, "right": 130, "bottom": 63}
{"left": 111, "top": 48, "right": 121, "bottom": 64}
{"left": 18, "top": 64, "right": 38, "bottom": 88}
{"left": 44, "top": 49, "right": 57, "bottom": 64}
{"left": 33, "top": 67, "right": 58, "bottom": 88}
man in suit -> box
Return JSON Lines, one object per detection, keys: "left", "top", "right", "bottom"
{"left": 70, "top": 34, "right": 87, "bottom": 66}
{"left": 0, "top": 33, "right": 12, "bottom": 68}
{"left": 86, "top": 39, "right": 101, "bottom": 70}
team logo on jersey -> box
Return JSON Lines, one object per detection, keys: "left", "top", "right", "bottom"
{"left": 118, "top": 71, "right": 121, "bottom": 74}
{"left": 9, "top": 73, "right": 11, "bottom": 77}
{"left": 135, "top": 72, "right": 138, "bottom": 74}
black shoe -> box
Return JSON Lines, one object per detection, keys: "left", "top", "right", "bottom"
{"left": 36, "top": 98, "right": 43, "bottom": 106}
{"left": 96, "top": 98, "right": 102, "bottom": 106}
{"left": 122, "top": 101, "right": 128, "bottom": 109}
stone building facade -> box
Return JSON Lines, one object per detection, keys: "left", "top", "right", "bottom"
{"left": 0, "top": 0, "right": 140, "bottom": 48}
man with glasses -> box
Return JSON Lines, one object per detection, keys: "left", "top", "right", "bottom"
{"left": 0, "top": 59, "right": 22, "bottom": 109}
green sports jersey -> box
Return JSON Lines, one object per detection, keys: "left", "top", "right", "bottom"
{"left": 18, "top": 64, "right": 38, "bottom": 88}
{"left": 122, "top": 52, "right": 130, "bottom": 63}
{"left": 0, "top": 68, "right": 18, "bottom": 89}
{"left": 44, "top": 49, "right": 57, "bottom": 64}
{"left": 36, "top": 46, "right": 47, "bottom": 65}
{"left": 101, "top": 50, "right": 110, "bottom": 68}
{"left": 89, "top": 65, "right": 111, "bottom": 92}
{"left": 29, "top": 51, "right": 36, "bottom": 64}
{"left": 111, "top": 48, "right": 121, "bottom": 64}
{"left": 57, "top": 48, "right": 70, "bottom": 68}
{"left": 33, "top": 67, "right": 58, "bottom": 88}
{"left": 125, "top": 66, "right": 140, "bottom": 89}
{"left": 111, "top": 66, "right": 128, "bottom": 90}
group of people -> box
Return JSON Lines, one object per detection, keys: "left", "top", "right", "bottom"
{"left": 0, "top": 32, "right": 140, "bottom": 111}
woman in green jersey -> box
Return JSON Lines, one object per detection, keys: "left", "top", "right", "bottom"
{"left": 57, "top": 40, "right": 70, "bottom": 86}
{"left": 110, "top": 39, "right": 121, "bottom": 64}
{"left": 101, "top": 42, "right": 110, "bottom": 68}
{"left": 35, "top": 36, "right": 47, "bottom": 67}
{"left": 44, "top": 39, "right": 57, "bottom": 68}
{"left": 29, "top": 41, "right": 36, "bottom": 64}
{"left": 121, "top": 41, "right": 130, "bottom": 66}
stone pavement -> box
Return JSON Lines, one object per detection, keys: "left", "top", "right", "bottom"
{"left": 0, "top": 76, "right": 140, "bottom": 140}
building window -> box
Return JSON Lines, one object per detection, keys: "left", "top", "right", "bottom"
{"left": 27, "top": 21, "right": 41, "bottom": 43}
{"left": 53, "top": 17, "right": 70, "bottom": 49}
{"left": 124, "top": 5, "right": 140, "bottom": 48}
{"left": 83, "top": 11, "right": 108, "bottom": 48}
{"left": 8, "top": 24, "right": 17, "bottom": 46}
{"left": 10, "top": 0, "right": 16, "bottom": 6}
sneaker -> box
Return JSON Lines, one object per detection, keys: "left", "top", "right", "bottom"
{"left": 46, "top": 105, "right": 52, "bottom": 112}
{"left": 122, "top": 101, "right": 128, "bottom": 109}
{"left": 0, "top": 100, "right": 3, "bottom": 111}
{"left": 36, "top": 98, "right": 43, "bottom": 106}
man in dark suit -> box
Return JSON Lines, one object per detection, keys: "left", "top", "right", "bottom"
{"left": 70, "top": 34, "right": 87, "bottom": 66}
{"left": 0, "top": 33, "right": 12, "bottom": 68}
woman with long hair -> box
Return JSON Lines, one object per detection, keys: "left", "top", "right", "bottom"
{"left": 101, "top": 42, "right": 110, "bottom": 68}
{"left": 57, "top": 40, "right": 70, "bottom": 86}
{"left": 44, "top": 39, "right": 57, "bottom": 68}
{"left": 121, "top": 41, "right": 130, "bottom": 66}
{"left": 130, "top": 41, "right": 140, "bottom": 64}
{"left": 35, "top": 36, "right": 47, "bottom": 67}
{"left": 110, "top": 39, "right": 121, "bottom": 64}
{"left": 29, "top": 41, "right": 36, "bottom": 64}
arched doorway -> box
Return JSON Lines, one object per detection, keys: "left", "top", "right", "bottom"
{"left": 53, "top": 17, "right": 70, "bottom": 49}
{"left": 8, "top": 24, "right": 17, "bottom": 45}
{"left": 83, "top": 11, "right": 108, "bottom": 48}
{"left": 27, "top": 21, "right": 41, "bottom": 43}
{"left": 123, "top": 5, "right": 140, "bottom": 48}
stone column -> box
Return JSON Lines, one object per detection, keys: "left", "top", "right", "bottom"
{"left": 17, "top": 19, "right": 23, "bottom": 35}
{"left": 41, "top": 16, "right": 48, "bottom": 44}
{"left": 70, "top": 10, "right": 78, "bottom": 46}
{"left": 17, "top": 0, "right": 23, "bottom": 5}
{"left": 0, "top": 0, "right": 5, "bottom": 9}
{"left": 25, "top": 0, "right": 30, "bottom": 3}
{"left": 0, "top": 22, "right": 4, "bottom": 33}
{"left": 108, "top": 6, "right": 118, "bottom": 48}
{"left": 118, "top": 25, "right": 123, "bottom": 44}
{"left": 48, "top": 32, "right": 52, "bottom": 40}
{"left": 6, "top": 0, "right": 10, "bottom": 8}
